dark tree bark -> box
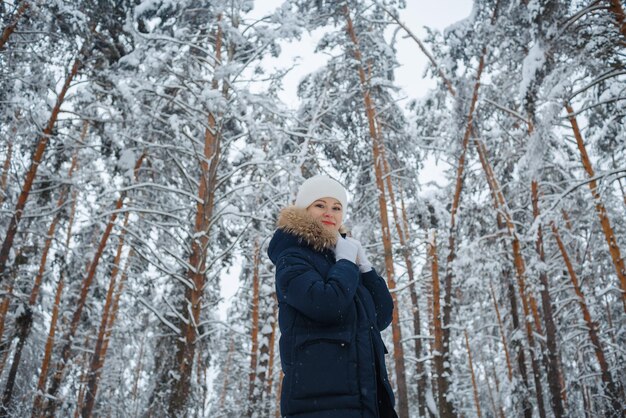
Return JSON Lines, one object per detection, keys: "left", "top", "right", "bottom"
{"left": 43, "top": 154, "right": 144, "bottom": 417}
{"left": 0, "top": 56, "right": 81, "bottom": 285}
{"left": 0, "top": 1, "right": 29, "bottom": 50}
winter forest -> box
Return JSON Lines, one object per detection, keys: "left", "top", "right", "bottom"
{"left": 0, "top": 0, "right": 625, "bottom": 417}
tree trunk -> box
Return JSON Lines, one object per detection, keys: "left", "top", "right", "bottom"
{"left": 0, "top": 281, "right": 13, "bottom": 372}
{"left": 480, "top": 349, "right": 505, "bottom": 418}
{"left": 474, "top": 138, "right": 546, "bottom": 418}
{"left": 428, "top": 230, "right": 447, "bottom": 418}
{"left": 531, "top": 181, "right": 566, "bottom": 417}
{"left": 550, "top": 222, "right": 623, "bottom": 416}
{"left": 218, "top": 338, "right": 235, "bottom": 410}
{"left": 275, "top": 370, "right": 283, "bottom": 418}
{"left": 504, "top": 263, "right": 533, "bottom": 418}
{"left": 0, "top": 56, "right": 81, "bottom": 285}
{"left": 131, "top": 331, "right": 146, "bottom": 418}
{"left": 43, "top": 154, "right": 144, "bottom": 417}
{"left": 31, "top": 184, "right": 78, "bottom": 417}
{"left": 168, "top": 15, "right": 224, "bottom": 414}
{"left": 565, "top": 103, "right": 626, "bottom": 311}
{"left": 464, "top": 330, "right": 482, "bottom": 418}
{"left": 608, "top": 0, "right": 626, "bottom": 38}
{"left": 29, "top": 144, "right": 81, "bottom": 307}
{"left": 582, "top": 383, "right": 592, "bottom": 418}
{"left": 343, "top": 7, "right": 408, "bottom": 416}
{"left": 0, "top": 303, "right": 30, "bottom": 417}
{"left": 0, "top": 141, "right": 12, "bottom": 206}
{"left": 0, "top": 1, "right": 29, "bottom": 50}
{"left": 381, "top": 140, "right": 427, "bottom": 417}
{"left": 255, "top": 295, "right": 274, "bottom": 415}
{"left": 73, "top": 358, "right": 88, "bottom": 418}
{"left": 196, "top": 338, "right": 209, "bottom": 418}
{"left": 99, "top": 247, "right": 134, "bottom": 367}
{"left": 397, "top": 183, "right": 427, "bottom": 417}
{"left": 488, "top": 281, "right": 513, "bottom": 381}
{"left": 474, "top": 139, "right": 533, "bottom": 418}
{"left": 440, "top": 35, "right": 494, "bottom": 418}
{"left": 79, "top": 249, "right": 134, "bottom": 415}
{"left": 246, "top": 239, "right": 261, "bottom": 417}
{"left": 1, "top": 148, "right": 79, "bottom": 414}
{"left": 0, "top": 251, "right": 22, "bottom": 373}
{"left": 264, "top": 297, "right": 278, "bottom": 418}
{"left": 81, "top": 207, "right": 131, "bottom": 418}
{"left": 440, "top": 54, "right": 485, "bottom": 418}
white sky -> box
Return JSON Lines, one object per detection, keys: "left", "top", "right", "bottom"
{"left": 248, "top": 1, "right": 473, "bottom": 106}
{"left": 218, "top": 1, "right": 473, "bottom": 319}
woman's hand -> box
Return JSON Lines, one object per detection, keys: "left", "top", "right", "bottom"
{"left": 345, "top": 237, "right": 373, "bottom": 273}
{"left": 334, "top": 235, "right": 359, "bottom": 263}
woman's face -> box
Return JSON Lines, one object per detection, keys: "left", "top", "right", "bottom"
{"left": 306, "top": 197, "right": 343, "bottom": 233}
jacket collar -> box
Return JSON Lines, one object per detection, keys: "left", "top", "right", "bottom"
{"left": 275, "top": 206, "right": 338, "bottom": 252}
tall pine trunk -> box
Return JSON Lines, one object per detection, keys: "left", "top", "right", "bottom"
{"left": 531, "top": 181, "right": 566, "bottom": 417}
{"left": 608, "top": 0, "right": 626, "bottom": 38}
{"left": 474, "top": 138, "right": 546, "bottom": 418}
{"left": 131, "top": 330, "right": 146, "bottom": 418}
{"left": 0, "top": 141, "right": 12, "bottom": 206}
{"left": 0, "top": 147, "right": 79, "bottom": 415}
{"left": 397, "top": 183, "right": 427, "bottom": 417}
{"left": 550, "top": 223, "right": 623, "bottom": 416}
{"left": 264, "top": 297, "right": 278, "bottom": 418}
{"left": 0, "top": 281, "right": 13, "bottom": 374}
{"left": 565, "top": 103, "right": 626, "bottom": 311}
{"left": 439, "top": 52, "right": 482, "bottom": 417}
{"left": 246, "top": 239, "right": 261, "bottom": 417}
{"left": 440, "top": 3, "right": 501, "bottom": 413}
{"left": 218, "top": 337, "right": 235, "bottom": 411}
{"left": 343, "top": 7, "right": 408, "bottom": 416}
{"left": 31, "top": 183, "right": 78, "bottom": 417}
{"left": 428, "top": 230, "right": 447, "bottom": 417}
{"left": 464, "top": 330, "right": 482, "bottom": 418}
{"left": 0, "top": 56, "right": 81, "bottom": 284}
{"left": 381, "top": 141, "right": 427, "bottom": 417}
{"left": 168, "top": 15, "right": 225, "bottom": 414}
{"left": 472, "top": 136, "right": 533, "bottom": 416}
{"left": 42, "top": 155, "right": 145, "bottom": 417}
{"left": 255, "top": 296, "right": 274, "bottom": 415}
{"left": 98, "top": 246, "right": 134, "bottom": 369}
{"left": 504, "top": 261, "right": 533, "bottom": 418}
{"left": 0, "top": 1, "right": 29, "bottom": 50}
{"left": 80, "top": 205, "right": 132, "bottom": 417}
{"left": 489, "top": 281, "right": 513, "bottom": 381}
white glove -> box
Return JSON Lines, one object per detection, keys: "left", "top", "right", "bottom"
{"left": 334, "top": 236, "right": 359, "bottom": 264}
{"left": 345, "top": 237, "right": 373, "bottom": 273}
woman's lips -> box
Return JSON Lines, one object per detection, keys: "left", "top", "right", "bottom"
{"left": 321, "top": 220, "right": 335, "bottom": 225}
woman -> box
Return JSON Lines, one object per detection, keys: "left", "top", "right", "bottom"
{"left": 267, "top": 175, "right": 399, "bottom": 418}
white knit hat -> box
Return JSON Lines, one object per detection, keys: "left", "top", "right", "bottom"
{"left": 295, "top": 175, "right": 348, "bottom": 211}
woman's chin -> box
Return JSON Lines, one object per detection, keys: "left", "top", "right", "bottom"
{"left": 321, "top": 224, "right": 338, "bottom": 232}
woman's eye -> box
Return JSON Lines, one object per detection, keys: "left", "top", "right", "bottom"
{"left": 315, "top": 204, "right": 324, "bottom": 208}
{"left": 333, "top": 207, "right": 341, "bottom": 211}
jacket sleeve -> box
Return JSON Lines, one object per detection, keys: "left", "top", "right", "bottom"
{"left": 361, "top": 268, "right": 394, "bottom": 331}
{"left": 275, "top": 248, "right": 360, "bottom": 325}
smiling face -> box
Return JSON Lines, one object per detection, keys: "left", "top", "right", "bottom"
{"left": 306, "top": 197, "right": 343, "bottom": 233}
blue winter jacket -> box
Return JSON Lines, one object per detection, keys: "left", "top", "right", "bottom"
{"left": 267, "top": 206, "right": 398, "bottom": 418}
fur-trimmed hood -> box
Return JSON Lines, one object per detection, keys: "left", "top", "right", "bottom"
{"left": 267, "top": 206, "right": 349, "bottom": 264}
{"left": 276, "top": 206, "right": 339, "bottom": 252}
